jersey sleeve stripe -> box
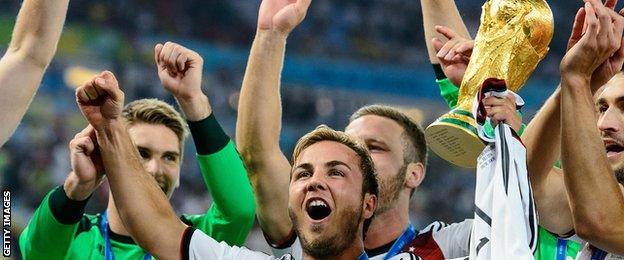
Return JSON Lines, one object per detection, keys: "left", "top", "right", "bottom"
{"left": 180, "top": 226, "right": 195, "bottom": 260}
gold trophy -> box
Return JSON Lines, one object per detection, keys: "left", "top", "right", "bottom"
{"left": 425, "top": 0, "right": 554, "bottom": 168}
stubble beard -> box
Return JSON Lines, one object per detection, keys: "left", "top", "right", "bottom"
{"left": 615, "top": 167, "right": 624, "bottom": 184}
{"left": 375, "top": 163, "right": 407, "bottom": 215}
{"left": 289, "top": 202, "right": 363, "bottom": 259}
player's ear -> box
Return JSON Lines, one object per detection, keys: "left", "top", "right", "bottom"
{"left": 405, "top": 162, "right": 424, "bottom": 190}
{"left": 363, "top": 193, "right": 376, "bottom": 220}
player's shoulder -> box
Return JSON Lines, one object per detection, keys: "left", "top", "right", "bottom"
{"left": 419, "top": 220, "right": 468, "bottom": 234}
{"left": 415, "top": 220, "right": 473, "bottom": 258}
{"left": 419, "top": 221, "right": 448, "bottom": 234}
{"left": 423, "top": 219, "right": 474, "bottom": 238}
{"left": 419, "top": 219, "right": 473, "bottom": 234}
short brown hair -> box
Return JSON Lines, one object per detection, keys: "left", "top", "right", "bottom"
{"left": 350, "top": 105, "right": 427, "bottom": 168}
{"left": 292, "top": 125, "right": 378, "bottom": 233}
{"left": 122, "top": 98, "right": 189, "bottom": 151}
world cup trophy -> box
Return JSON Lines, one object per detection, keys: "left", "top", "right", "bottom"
{"left": 425, "top": 0, "right": 554, "bottom": 168}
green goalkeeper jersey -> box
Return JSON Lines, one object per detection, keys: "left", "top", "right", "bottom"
{"left": 19, "top": 114, "right": 256, "bottom": 259}
{"left": 435, "top": 76, "right": 582, "bottom": 260}
{"left": 534, "top": 227, "right": 583, "bottom": 260}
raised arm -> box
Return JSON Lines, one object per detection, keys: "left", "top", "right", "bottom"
{"left": 421, "top": 0, "right": 471, "bottom": 88}
{"left": 524, "top": 0, "right": 624, "bottom": 236}
{"left": 235, "top": 0, "right": 311, "bottom": 244}
{"left": 0, "top": 0, "right": 69, "bottom": 146}
{"left": 76, "top": 71, "right": 186, "bottom": 259}
{"left": 155, "top": 42, "right": 256, "bottom": 246}
{"left": 521, "top": 88, "right": 572, "bottom": 235}
{"left": 421, "top": 0, "right": 470, "bottom": 64}
{"left": 560, "top": 0, "right": 624, "bottom": 253}
{"left": 420, "top": 0, "right": 473, "bottom": 109}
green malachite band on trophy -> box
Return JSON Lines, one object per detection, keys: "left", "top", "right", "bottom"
{"left": 437, "top": 118, "right": 481, "bottom": 141}
{"left": 451, "top": 109, "right": 474, "bottom": 119}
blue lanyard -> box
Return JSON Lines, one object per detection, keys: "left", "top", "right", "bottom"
{"left": 556, "top": 238, "right": 567, "bottom": 260}
{"left": 100, "top": 211, "right": 151, "bottom": 260}
{"left": 358, "top": 252, "right": 369, "bottom": 260}
{"left": 590, "top": 247, "right": 608, "bottom": 260}
{"left": 384, "top": 224, "right": 417, "bottom": 259}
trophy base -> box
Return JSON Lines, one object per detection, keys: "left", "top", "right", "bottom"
{"left": 425, "top": 117, "right": 485, "bottom": 168}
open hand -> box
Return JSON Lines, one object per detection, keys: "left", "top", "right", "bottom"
{"left": 561, "top": 0, "right": 624, "bottom": 92}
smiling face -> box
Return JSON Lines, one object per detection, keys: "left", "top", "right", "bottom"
{"left": 595, "top": 73, "right": 624, "bottom": 183}
{"left": 128, "top": 123, "right": 182, "bottom": 198}
{"left": 288, "top": 140, "right": 376, "bottom": 258}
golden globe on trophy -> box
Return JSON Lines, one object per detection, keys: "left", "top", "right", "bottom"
{"left": 425, "top": 0, "right": 554, "bottom": 168}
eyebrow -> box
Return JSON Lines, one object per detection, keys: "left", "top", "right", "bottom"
{"left": 294, "top": 163, "right": 314, "bottom": 172}
{"left": 596, "top": 96, "right": 624, "bottom": 105}
{"left": 325, "top": 160, "right": 352, "bottom": 170}
{"left": 366, "top": 138, "right": 388, "bottom": 146}
{"left": 163, "top": 151, "right": 181, "bottom": 158}
{"left": 136, "top": 146, "right": 180, "bottom": 157}
{"left": 293, "top": 161, "right": 352, "bottom": 171}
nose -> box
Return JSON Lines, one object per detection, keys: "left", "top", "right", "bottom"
{"left": 306, "top": 174, "right": 327, "bottom": 192}
{"left": 144, "top": 158, "right": 163, "bottom": 176}
{"left": 598, "top": 107, "right": 622, "bottom": 134}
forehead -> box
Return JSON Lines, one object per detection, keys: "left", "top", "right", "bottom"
{"left": 295, "top": 141, "right": 361, "bottom": 170}
{"left": 128, "top": 123, "right": 180, "bottom": 153}
{"left": 345, "top": 114, "right": 405, "bottom": 143}
{"left": 597, "top": 74, "right": 624, "bottom": 103}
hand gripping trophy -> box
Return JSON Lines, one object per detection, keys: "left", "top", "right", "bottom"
{"left": 425, "top": 0, "right": 554, "bottom": 168}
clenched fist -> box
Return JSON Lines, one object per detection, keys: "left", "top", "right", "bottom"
{"left": 75, "top": 71, "right": 124, "bottom": 129}
{"left": 155, "top": 42, "right": 203, "bottom": 100}
{"left": 155, "top": 42, "right": 211, "bottom": 121}
{"left": 64, "top": 125, "right": 105, "bottom": 201}
{"left": 482, "top": 94, "right": 522, "bottom": 133}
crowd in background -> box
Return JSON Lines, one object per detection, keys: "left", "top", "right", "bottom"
{"left": 0, "top": 0, "right": 579, "bottom": 255}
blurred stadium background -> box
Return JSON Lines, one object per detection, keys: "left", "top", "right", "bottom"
{"left": 0, "top": 0, "right": 581, "bottom": 257}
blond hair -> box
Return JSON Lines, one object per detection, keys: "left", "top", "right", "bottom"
{"left": 122, "top": 98, "right": 189, "bottom": 151}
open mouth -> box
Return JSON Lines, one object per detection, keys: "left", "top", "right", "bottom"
{"left": 306, "top": 199, "right": 332, "bottom": 221}
{"left": 605, "top": 143, "right": 624, "bottom": 157}
{"left": 158, "top": 181, "right": 169, "bottom": 194}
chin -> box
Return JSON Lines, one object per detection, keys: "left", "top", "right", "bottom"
{"left": 309, "top": 223, "right": 327, "bottom": 233}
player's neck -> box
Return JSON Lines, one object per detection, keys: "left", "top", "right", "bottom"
{"left": 364, "top": 200, "right": 409, "bottom": 249}
{"left": 106, "top": 200, "right": 131, "bottom": 236}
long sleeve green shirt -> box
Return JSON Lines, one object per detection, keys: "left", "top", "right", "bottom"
{"left": 19, "top": 114, "right": 256, "bottom": 259}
